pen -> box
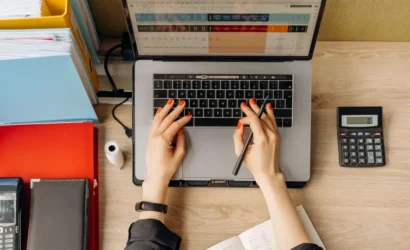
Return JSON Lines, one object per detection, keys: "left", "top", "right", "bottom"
{"left": 232, "top": 96, "right": 270, "bottom": 176}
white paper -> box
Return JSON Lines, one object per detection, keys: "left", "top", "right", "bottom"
{"left": 206, "top": 236, "right": 246, "bottom": 250}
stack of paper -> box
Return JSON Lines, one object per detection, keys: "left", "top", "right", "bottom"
{"left": 0, "top": 0, "right": 50, "bottom": 19}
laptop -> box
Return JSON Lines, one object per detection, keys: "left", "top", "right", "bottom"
{"left": 129, "top": 0, "right": 327, "bottom": 187}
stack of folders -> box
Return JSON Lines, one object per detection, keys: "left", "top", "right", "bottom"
{"left": 0, "top": 29, "right": 98, "bottom": 104}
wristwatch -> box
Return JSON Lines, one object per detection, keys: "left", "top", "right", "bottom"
{"left": 135, "top": 201, "right": 168, "bottom": 214}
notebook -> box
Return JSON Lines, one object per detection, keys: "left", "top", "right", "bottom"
{"left": 28, "top": 179, "right": 90, "bottom": 250}
{"left": 207, "top": 205, "right": 326, "bottom": 250}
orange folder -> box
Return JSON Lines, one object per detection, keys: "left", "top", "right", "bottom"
{"left": 0, "top": 122, "right": 99, "bottom": 250}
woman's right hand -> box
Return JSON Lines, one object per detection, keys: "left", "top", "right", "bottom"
{"left": 233, "top": 98, "right": 284, "bottom": 185}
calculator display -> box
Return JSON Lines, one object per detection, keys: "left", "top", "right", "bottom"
{"left": 347, "top": 116, "right": 373, "bottom": 125}
{"left": 0, "top": 193, "right": 16, "bottom": 225}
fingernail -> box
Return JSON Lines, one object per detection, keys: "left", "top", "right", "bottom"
{"left": 241, "top": 102, "right": 247, "bottom": 108}
{"left": 186, "top": 112, "right": 192, "bottom": 117}
{"left": 156, "top": 108, "right": 162, "bottom": 114}
{"left": 267, "top": 103, "right": 273, "bottom": 109}
{"left": 236, "top": 122, "right": 242, "bottom": 129}
{"left": 167, "top": 99, "right": 174, "bottom": 105}
{"left": 179, "top": 100, "right": 186, "bottom": 106}
{"left": 250, "top": 98, "right": 256, "bottom": 105}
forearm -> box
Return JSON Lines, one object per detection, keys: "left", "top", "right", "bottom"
{"left": 138, "top": 179, "right": 168, "bottom": 223}
{"left": 257, "top": 174, "right": 311, "bottom": 250}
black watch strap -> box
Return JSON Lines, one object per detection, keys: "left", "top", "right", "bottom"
{"left": 135, "top": 201, "right": 168, "bottom": 214}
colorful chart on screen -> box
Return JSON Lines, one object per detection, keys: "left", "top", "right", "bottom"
{"left": 126, "top": 0, "right": 322, "bottom": 56}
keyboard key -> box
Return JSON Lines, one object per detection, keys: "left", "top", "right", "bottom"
{"left": 375, "top": 151, "right": 383, "bottom": 157}
{"left": 275, "top": 118, "right": 282, "bottom": 127}
{"left": 167, "top": 74, "right": 186, "bottom": 79}
{"left": 284, "top": 91, "right": 293, "bottom": 108}
{"left": 257, "top": 100, "right": 264, "bottom": 106}
{"left": 375, "top": 145, "right": 382, "bottom": 150}
{"left": 185, "top": 108, "right": 193, "bottom": 116}
{"left": 199, "top": 99, "right": 208, "bottom": 107}
{"left": 204, "top": 109, "right": 213, "bottom": 117}
{"left": 250, "top": 75, "right": 260, "bottom": 80}
{"left": 274, "top": 90, "right": 282, "bottom": 99}
{"left": 269, "top": 81, "right": 278, "bottom": 89}
{"left": 202, "top": 81, "right": 211, "bottom": 89}
{"left": 237, "top": 99, "right": 246, "bottom": 107}
{"left": 366, "top": 138, "right": 373, "bottom": 144}
{"left": 245, "top": 90, "right": 254, "bottom": 98}
{"left": 255, "top": 90, "right": 264, "bottom": 99}
{"left": 214, "top": 109, "right": 223, "bottom": 117}
{"left": 283, "top": 118, "right": 292, "bottom": 127}
{"left": 154, "top": 80, "right": 163, "bottom": 89}
{"left": 358, "top": 152, "right": 365, "bottom": 158}
{"left": 240, "top": 81, "right": 249, "bottom": 89}
{"left": 349, "top": 132, "right": 357, "bottom": 136}
{"left": 374, "top": 138, "right": 382, "bottom": 144}
{"left": 358, "top": 145, "right": 365, "bottom": 151}
{"left": 172, "top": 100, "right": 179, "bottom": 107}
{"left": 267, "top": 100, "right": 275, "bottom": 108}
{"left": 188, "top": 90, "right": 196, "bottom": 98}
{"left": 183, "top": 81, "right": 191, "bottom": 89}
{"left": 250, "top": 81, "right": 259, "bottom": 89}
{"left": 226, "top": 90, "right": 235, "bottom": 99}
{"left": 190, "top": 99, "right": 198, "bottom": 108}
{"left": 221, "top": 81, "right": 230, "bottom": 89}
{"left": 366, "top": 145, "right": 374, "bottom": 151}
{"left": 349, "top": 138, "right": 356, "bottom": 144}
{"left": 154, "top": 99, "right": 168, "bottom": 107}
{"left": 358, "top": 138, "right": 364, "bottom": 144}
{"left": 343, "top": 158, "right": 349, "bottom": 164}
{"left": 349, "top": 145, "right": 357, "bottom": 151}
{"left": 194, "top": 109, "right": 203, "bottom": 117}
{"left": 154, "top": 90, "right": 167, "bottom": 98}
{"left": 350, "top": 152, "right": 357, "bottom": 157}
{"left": 235, "top": 90, "right": 244, "bottom": 98}
{"left": 376, "top": 158, "right": 383, "bottom": 164}
{"left": 367, "top": 151, "right": 375, "bottom": 164}
{"left": 341, "top": 138, "right": 348, "bottom": 144}
{"left": 173, "top": 81, "right": 182, "bottom": 89}
{"left": 207, "top": 90, "right": 216, "bottom": 98}
{"left": 228, "top": 100, "right": 237, "bottom": 108}
{"left": 264, "top": 90, "right": 273, "bottom": 98}
{"left": 217, "top": 90, "right": 225, "bottom": 98}
{"left": 260, "top": 81, "right": 268, "bottom": 89}
{"left": 164, "top": 81, "right": 172, "bottom": 89}
{"left": 212, "top": 81, "right": 220, "bottom": 89}
{"left": 231, "top": 81, "right": 239, "bottom": 89}
{"left": 197, "top": 90, "right": 206, "bottom": 98}
{"left": 351, "top": 158, "right": 358, "bottom": 164}
{"left": 279, "top": 81, "right": 293, "bottom": 89}
{"left": 169, "top": 90, "right": 177, "bottom": 98}
{"left": 209, "top": 99, "right": 218, "bottom": 108}
{"left": 219, "top": 100, "right": 227, "bottom": 108}
{"left": 224, "top": 109, "right": 232, "bottom": 117}
{"left": 233, "top": 109, "right": 242, "bottom": 117}
{"left": 359, "top": 158, "right": 366, "bottom": 164}
{"left": 195, "top": 118, "right": 238, "bottom": 126}
{"left": 276, "top": 100, "right": 285, "bottom": 109}
{"left": 178, "top": 90, "right": 187, "bottom": 98}
{"left": 342, "top": 145, "right": 348, "bottom": 151}
{"left": 193, "top": 81, "right": 201, "bottom": 89}
{"left": 357, "top": 132, "right": 364, "bottom": 136}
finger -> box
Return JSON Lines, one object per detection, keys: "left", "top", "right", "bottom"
{"left": 158, "top": 100, "right": 187, "bottom": 133}
{"left": 152, "top": 99, "right": 175, "bottom": 129}
{"left": 240, "top": 102, "right": 266, "bottom": 141}
{"left": 266, "top": 103, "right": 279, "bottom": 133}
{"left": 248, "top": 98, "right": 274, "bottom": 131}
{"left": 174, "top": 129, "right": 186, "bottom": 160}
{"left": 233, "top": 122, "right": 245, "bottom": 156}
{"left": 163, "top": 112, "right": 192, "bottom": 140}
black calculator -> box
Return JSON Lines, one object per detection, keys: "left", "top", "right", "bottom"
{"left": 337, "top": 107, "right": 386, "bottom": 167}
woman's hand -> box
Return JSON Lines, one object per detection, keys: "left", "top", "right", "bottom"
{"left": 233, "top": 98, "right": 283, "bottom": 185}
{"left": 143, "top": 98, "right": 191, "bottom": 204}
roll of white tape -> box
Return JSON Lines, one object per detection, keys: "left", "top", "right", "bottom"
{"left": 104, "top": 140, "right": 124, "bottom": 169}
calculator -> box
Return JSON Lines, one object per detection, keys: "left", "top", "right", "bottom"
{"left": 337, "top": 107, "right": 386, "bottom": 167}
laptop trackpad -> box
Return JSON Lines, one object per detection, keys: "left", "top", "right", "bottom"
{"left": 182, "top": 127, "right": 253, "bottom": 180}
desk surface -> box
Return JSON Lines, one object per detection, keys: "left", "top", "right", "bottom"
{"left": 96, "top": 42, "right": 410, "bottom": 250}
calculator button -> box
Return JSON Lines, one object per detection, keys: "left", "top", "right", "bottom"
{"left": 341, "top": 138, "right": 348, "bottom": 144}
{"left": 4, "top": 240, "right": 12, "bottom": 243}
{"left": 350, "top": 152, "right": 357, "bottom": 158}
{"left": 349, "top": 139, "right": 356, "bottom": 144}
{"left": 376, "top": 158, "right": 383, "bottom": 164}
{"left": 357, "top": 132, "right": 364, "bottom": 136}
{"left": 342, "top": 145, "right": 348, "bottom": 151}
{"left": 5, "top": 244, "right": 12, "bottom": 248}
{"left": 375, "top": 151, "right": 383, "bottom": 157}
{"left": 349, "top": 132, "right": 357, "bottom": 136}
{"left": 343, "top": 158, "right": 349, "bottom": 164}
{"left": 367, "top": 151, "right": 375, "bottom": 164}
{"left": 366, "top": 145, "right": 374, "bottom": 151}
{"left": 358, "top": 145, "right": 365, "bottom": 151}
{"left": 5, "top": 235, "right": 12, "bottom": 239}
{"left": 359, "top": 158, "right": 366, "bottom": 164}
{"left": 357, "top": 138, "right": 364, "bottom": 144}
{"left": 374, "top": 132, "right": 381, "bottom": 136}
{"left": 374, "top": 138, "right": 382, "bottom": 144}
{"left": 358, "top": 152, "right": 365, "bottom": 158}
{"left": 365, "top": 138, "right": 373, "bottom": 144}
{"left": 349, "top": 145, "right": 357, "bottom": 151}
{"left": 0, "top": 227, "right": 3, "bottom": 233}
{"left": 351, "top": 158, "right": 358, "bottom": 164}
{"left": 340, "top": 132, "right": 347, "bottom": 137}
{"left": 343, "top": 152, "right": 349, "bottom": 157}
{"left": 375, "top": 145, "right": 382, "bottom": 150}
{"left": 365, "top": 132, "right": 371, "bottom": 136}
{"left": 0, "top": 240, "right": 2, "bottom": 243}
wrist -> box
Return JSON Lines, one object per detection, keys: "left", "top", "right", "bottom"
{"left": 255, "top": 172, "right": 286, "bottom": 190}
{"left": 142, "top": 179, "right": 169, "bottom": 204}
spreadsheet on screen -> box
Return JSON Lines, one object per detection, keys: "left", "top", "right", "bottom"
{"left": 126, "top": 0, "right": 322, "bottom": 56}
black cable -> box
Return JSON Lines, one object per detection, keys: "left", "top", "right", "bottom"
{"left": 105, "top": 44, "right": 133, "bottom": 138}
{"left": 104, "top": 44, "right": 122, "bottom": 94}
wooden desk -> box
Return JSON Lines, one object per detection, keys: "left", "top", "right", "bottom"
{"left": 96, "top": 42, "right": 410, "bottom": 250}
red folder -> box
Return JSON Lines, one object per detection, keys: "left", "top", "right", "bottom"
{"left": 0, "top": 122, "right": 99, "bottom": 250}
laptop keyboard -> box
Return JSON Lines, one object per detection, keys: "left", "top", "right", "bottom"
{"left": 153, "top": 74, "right": 293, "bottom": 127}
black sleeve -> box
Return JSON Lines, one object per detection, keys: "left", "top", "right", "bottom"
{"left": 291, "top": 243, "right": 324, "bottom": 250}
{"left": 125, "top": 219, "right": 181, "bottom": 250}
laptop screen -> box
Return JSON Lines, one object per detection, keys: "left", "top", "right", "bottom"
{"left": 126, "top": 0, "right": 324, "bottom": 57}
